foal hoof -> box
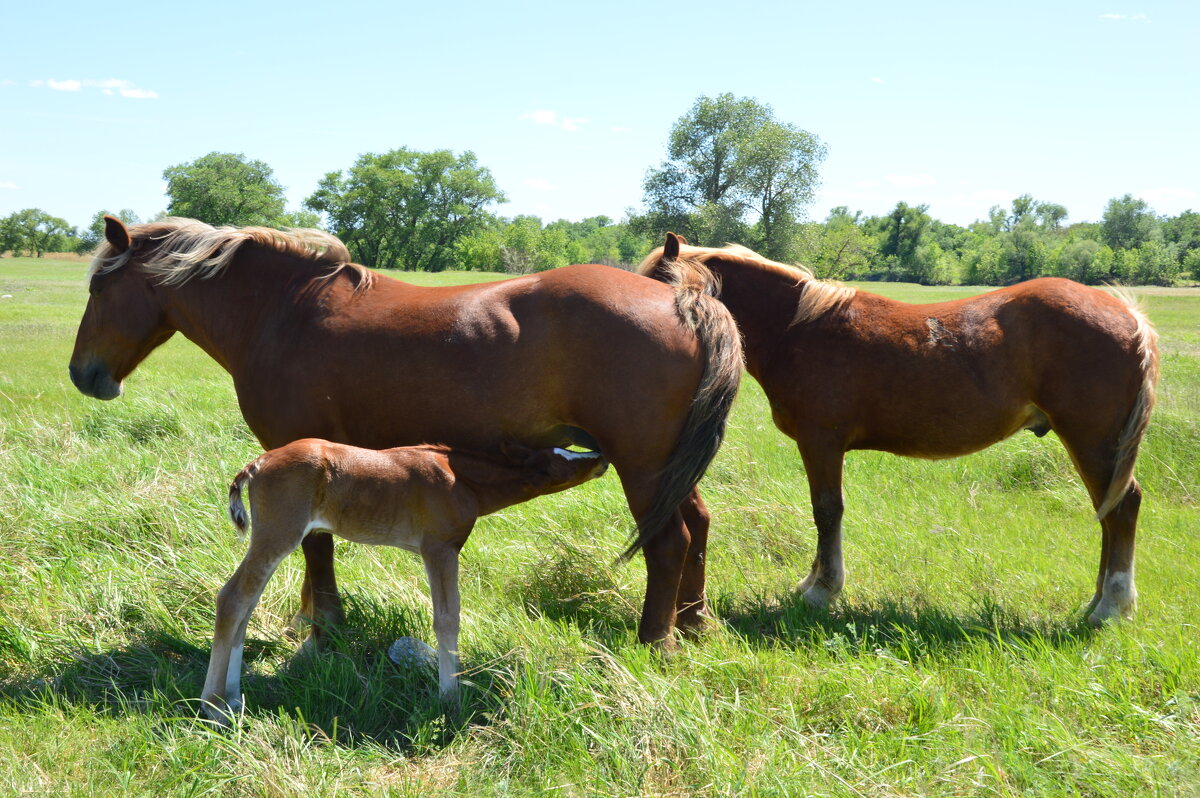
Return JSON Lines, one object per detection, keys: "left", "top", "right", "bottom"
{"left": 200, "top": 696, "right": 241, "bottom": 727}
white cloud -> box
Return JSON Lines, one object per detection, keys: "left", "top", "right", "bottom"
{"left": 0, "top": 79, "right": 14, "bottom": 87}
{"left": 521, "top": 109, "right": 589, "bottom": 132}
{"left": 1100, "top": 12, "right": 1148, "bottom": 20}
{"left": 855, "top": 180, "right": 880, "bottom": 188}
{"left": 524, "top": 178, "right": 557, "bottom": 191}
{"left": 886, "top": 173, "right": 937, "bottom": 188}
{"left": 523, "top": 109, "right": 559, "bottom": 126}
{"left": 871, "top": 76, "right": 884, "bottom": 84}
{"left": 0, "top": 181, "right": 18, "bottom": 190}
{"left": 611, "top": 126, "right": 631, "bottom": 133}
{"left": 29, "top": 77, "right": 158, "bottom": 99}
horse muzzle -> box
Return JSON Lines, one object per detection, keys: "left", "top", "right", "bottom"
{"left": 69, "top": 361, "right": 122, "bottom": 400}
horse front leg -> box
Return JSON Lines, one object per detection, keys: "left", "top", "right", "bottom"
{"left": 796, "top": 444, "right": 846, "bottom": 609}
{"left": 294, "top": 532, "right": 345, "bottom": 650}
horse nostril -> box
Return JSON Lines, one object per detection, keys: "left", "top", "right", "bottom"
{"left": 68, "top": 363, "right": 84, "bottom": 390}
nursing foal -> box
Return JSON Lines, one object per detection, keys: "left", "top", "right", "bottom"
{"left": 202, "top": 439, "right": 607, "bottom": 724}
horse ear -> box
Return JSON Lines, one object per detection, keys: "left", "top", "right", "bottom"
{"left": 664, "top": 232, "right": 681, "bottom": 259}
{"left": 675, "top": 234, "right": 688, "bottom": 245}
{"left": 104, "top": 215, "right": 131, "bottom": 253}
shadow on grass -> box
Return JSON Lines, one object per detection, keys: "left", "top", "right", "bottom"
{"left": 716, "top": 589, "right": 1099, "bottom": 660}
{"left": 0, "top": 594, "right": 508, "bottom": 753}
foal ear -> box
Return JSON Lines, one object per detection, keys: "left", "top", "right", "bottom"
{"left": 103, "top": 215, "right": 132, "bottom": 253}
{"left": 499, "top": 441, "right": 535, "bottom": 464}
{"left": 663, "top": 232, "right": 681, "bottom": 259}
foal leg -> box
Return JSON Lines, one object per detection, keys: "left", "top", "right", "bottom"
{"left": 294, "top": 531, "right": 345, "bottom": 650}
{"left": 421, "top": 534, "right": 466, "bottom": 708}
{"left": 202, "top": 530, "right": 301, "bottom": 724}
{"left": 796, "top": 444, "right": 846, "bottom": 609}
{"left": 675, "top": 487, "right": 715, "bottom": 636}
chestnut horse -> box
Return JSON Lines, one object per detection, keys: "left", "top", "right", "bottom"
{"left": 641, "top": 234, "right": 1158, "bottom": 625}
{"left": 70, "top": 217, "right": 741, "bottom": 647}
{"left": 203, "top": 441, "right": 607, "bottom": 724}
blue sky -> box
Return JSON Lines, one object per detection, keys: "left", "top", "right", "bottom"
{"left": 2, "top": 1, "right": 1197, "bottom": 231}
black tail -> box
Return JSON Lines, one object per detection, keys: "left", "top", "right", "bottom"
{"left": 619, "top": 255, "right": 742, "bottom": 560}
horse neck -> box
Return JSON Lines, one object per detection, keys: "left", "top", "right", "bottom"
{"left": 703, "top": 256, "right": 808, "bottom": 377}
{"left": 154, "top": 247, "right": 331, "bottom": 376}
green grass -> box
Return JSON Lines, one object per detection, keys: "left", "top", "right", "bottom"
{"left": 2, "top": 257, "right": 1198, "bottom": 796}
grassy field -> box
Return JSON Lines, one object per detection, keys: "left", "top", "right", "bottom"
{"left": 1, "top": 257, "right": 1197, "bottom": 796}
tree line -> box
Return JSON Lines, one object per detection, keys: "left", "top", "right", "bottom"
{"left": 2, "top": 93, "right": 1196, "bottom": 285}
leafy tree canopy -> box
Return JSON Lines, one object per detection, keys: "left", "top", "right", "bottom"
{"left": 162, "top": 152, "right": 288, "bottom": 227}
{"left": 305, "top": 148, "right": 506, "bottom": 271}
{"left": 638, "top": 93, "right": 825, "bottom": 260}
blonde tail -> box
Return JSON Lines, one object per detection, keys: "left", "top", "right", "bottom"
{"left": 1096, "top": 297, "right": 1159, "bottom": 520}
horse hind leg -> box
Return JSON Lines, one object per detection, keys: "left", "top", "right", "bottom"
{"left": 676, "top": 487, "right": 715, "bottom": 636}
{"left": 1054, "top": 425, "right": 1141, "bottom": 624}
{"left": 618, "top": 471, "right": 691, "bottom": 650}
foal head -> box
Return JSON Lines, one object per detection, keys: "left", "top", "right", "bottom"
{"left": 501, "top": 444, "right": 609, "bottom": 499}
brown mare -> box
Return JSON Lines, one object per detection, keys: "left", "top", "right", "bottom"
{"left": 641, "top": 234, "right": 1158, "bottom": 625}
{"left": 202, "top": 440, "right": 607, "bottom": 724}
{"left": 70, "top": 217, "right": 741, "bottom": 647}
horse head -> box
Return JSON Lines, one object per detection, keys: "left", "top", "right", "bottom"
{"left": 69, "top": 216, "right": 176, "bottom": 399}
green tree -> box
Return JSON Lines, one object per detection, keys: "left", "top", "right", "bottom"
{"left": 1035, "top": 201, "right": 1068, "bottom": 231}
{"left": 305, "top": 148, "right": 505, "bottom": 271}
{"left": 1163, "top": 210, "right": 1200, "bottom": 267}
{"left": 162, "top": 152, "right": 288, "bottom": 227}
{"left": 2, "top": 209, "right": 73, "bottom": 257}
{"left": 1100, "top": 194, "right": 1160, "bottom": 250}
{"left": 874, "top": 202, "right": 931, "bottom": 277}
{"left": 1133, "top": 240, "right": 1180, "bottom": 285}
{"left": 1055, "top": 238, "right": 1102, "bottom": 283}
{"left": 639, "top": 93, "right": 825, "bottom": 259}
{"left": 807, "top": 207, "right": 877, "bottom": 279}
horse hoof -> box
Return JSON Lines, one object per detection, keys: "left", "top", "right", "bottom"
{"left": 676, "top": 608, "right": 718, "bottom": 639}
{"left": 1087, "top": 601, "right": 1137, "bottom": 627}
{"left": 801, "top": 584, "right": 838, "bottom": 610}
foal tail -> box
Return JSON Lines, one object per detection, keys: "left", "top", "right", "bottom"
{"left": 1096, "top": 296, "right": 1160, "bottom": 520}
{"left": 227, "top": 458, "right": 263, "bottom": 535}
{"left": 620, "top": 240, "right": 743, "bottom": 560}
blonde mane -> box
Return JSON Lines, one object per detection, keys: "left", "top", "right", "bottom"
{"left": 88, "top": 217, "right": 372, "bottom": 291}
{"left": 639, "top": 242, "right": 856, "bottom": 325}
